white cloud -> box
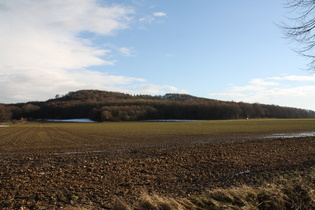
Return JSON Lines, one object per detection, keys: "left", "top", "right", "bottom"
{"left": 250, "top": 79, "right": 278, "bottom": 86}
{"left": 153, "top": 12, "right": 166, "bottom": 17}
{"left": 0, "top": 0, "right": 172, "bottom": 103}
{"left": 209, "top": 75, "right": 315, "bottom": 111}
{"left": 165, "top": 85, "right": 181, "bottom": 92}
{"left": 210, "top": 92, "right": 247, "bottom": 98}
{"left": 139, "top": 11, "right": 167, "bottom": 24}
{"left": 268, "top": 75, "right": 315, "bottom": 82}
{"left": 129, "top": 84, "right": 186, "bottom": 95}
{"left": 139, "top": 16, "right": 155, "bottom": 24}
{"left": 0, "top": 66, "right": 146, "bottom": 102}
{"left": 231, "top": 78, "right": 278, "bottom": 92}
{"left": 119, "top": 47, "right": 133, "bottom": 57}
{"left": 0, "top": 0, "right": 183, "bottom": 103}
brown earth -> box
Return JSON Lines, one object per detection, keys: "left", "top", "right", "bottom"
{"left": 0, "top": 135, "right": 314, "bottom": 209}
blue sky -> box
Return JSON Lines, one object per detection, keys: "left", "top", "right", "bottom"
{"left": 1, "top": 0, "right": 315, "bottom": 111}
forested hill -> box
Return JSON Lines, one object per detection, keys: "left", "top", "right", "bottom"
{"left": 1, "top": 89, "right": 315, "bottom": 122}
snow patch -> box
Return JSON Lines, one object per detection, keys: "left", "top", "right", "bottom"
{"left": 44, "top": 119, "right": 96, "bottom": 123}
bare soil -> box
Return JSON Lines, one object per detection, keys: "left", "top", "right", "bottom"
{"left": 0, "top": 132, "right": 314, "bottom": 209}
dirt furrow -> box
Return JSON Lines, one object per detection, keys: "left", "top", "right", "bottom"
{"left": 0, "top": 136, "right": 314, "bottom": 209}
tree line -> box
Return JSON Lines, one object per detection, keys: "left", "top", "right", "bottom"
{"left": 1, "top": 90, "right": 315, "bottom": 122}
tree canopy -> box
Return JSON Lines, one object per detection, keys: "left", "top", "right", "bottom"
{"left": 4, "top": 90, "right": 315, "bottom": 122}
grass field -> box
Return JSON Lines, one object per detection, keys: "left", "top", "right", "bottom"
{"left": 1, "top": 119, "right": 315, "bottom": 151}
{"left": 0, "top": 119, "right": 315, "bottom": 209}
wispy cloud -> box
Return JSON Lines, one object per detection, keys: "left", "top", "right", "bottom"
{"left": 139, "top": 11, "right": 167, "bottom": 24}
{"left": 119, "top": 47, "right": 134, "bottom": 57}
{"left": 209, "top": 75, "right": 315, "bottom": 110}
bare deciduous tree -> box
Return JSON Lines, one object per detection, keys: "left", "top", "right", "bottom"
{"left": 281, "top": 0, "right": 315, "bottom": 70}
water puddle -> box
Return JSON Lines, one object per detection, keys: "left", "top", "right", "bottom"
{"left": 53, "top": 131, "right": 315, "bottom": 156}
{"left": 235, "top": 170, "right": 250, "bottom": 176}
{"left": 54, "top": 150, "right": 105, "bottom": 155}
{"left": 264, "top": 131, "right": 315, "bottom": 139}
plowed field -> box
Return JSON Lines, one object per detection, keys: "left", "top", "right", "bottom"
{"left": 0, "top": 119, "right": 315, "bottom": 209}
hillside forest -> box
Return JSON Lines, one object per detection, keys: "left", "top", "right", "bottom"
{"left": 1, "top": 90, "right": 315, "bottom": 122}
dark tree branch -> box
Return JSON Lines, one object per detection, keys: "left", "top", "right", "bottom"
{"left": 281, "top": 0, "right": 315, "bottom": 70}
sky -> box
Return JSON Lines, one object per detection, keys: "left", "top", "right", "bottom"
{"left": 1, "top": 0, "right": 315, "bottom": 111}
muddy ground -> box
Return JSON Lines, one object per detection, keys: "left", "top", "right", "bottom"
{"left": 0, "top": 135, "right": 314, "bottom": 209}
